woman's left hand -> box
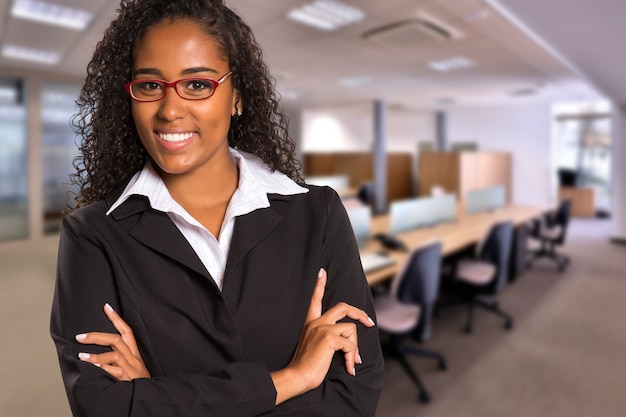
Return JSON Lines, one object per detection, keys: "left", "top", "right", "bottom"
{"left": 75, "top": 303, "right": 151, "bottom": 381}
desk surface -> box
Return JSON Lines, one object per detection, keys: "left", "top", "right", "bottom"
{"left": 364, "top": 204, "right": 548, "bottom": 286}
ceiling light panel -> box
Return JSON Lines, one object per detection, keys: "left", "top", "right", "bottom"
{"left": 428, "top": 56, "right": 475, "bottom": 72}
{"left": 288, "top": 1, "right": 366, "bottom": 31}
{"left": 11, "top": 0, "right": 94, "bottom": 31}
{"left": 2, "top": 44, "right": 60, "bottom": 65}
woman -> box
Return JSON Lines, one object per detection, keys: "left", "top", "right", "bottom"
{"left": 50, "top": 0, "right": 384, "bottom": 416}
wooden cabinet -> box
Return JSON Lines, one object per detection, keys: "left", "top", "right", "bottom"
{"left": 558, "top": 187, "right": 596, "bottom": 217}
{"left": 418, "top": 151, "right": 512, "bottom": 203}
{"left": 303, "top": 152, "right": 413, "bottom": 203}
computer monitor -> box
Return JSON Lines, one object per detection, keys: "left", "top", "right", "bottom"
{"left": 305, "top": 175, "right": 349, "bottom": 191}
{"left": 346, "top": 205, "right": 372, "bottom": 247}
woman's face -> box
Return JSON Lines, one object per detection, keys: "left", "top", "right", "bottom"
{"left": 130, "top": 19, "right": 237, "bottom": 177}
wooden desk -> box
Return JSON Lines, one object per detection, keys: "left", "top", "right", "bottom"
{"left": 364, "top": 205, "right": 548, "bottom": 286}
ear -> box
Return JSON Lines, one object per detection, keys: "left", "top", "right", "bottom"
{"left": 232, "top": 90, "right": 243, "bottom": 117}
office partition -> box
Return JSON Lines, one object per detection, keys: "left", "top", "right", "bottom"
{"left": 346, "top": 205, "right": 372, "bottom": 246}
{"left": 389, "top": 194, "right": 456, "bottom": 234}
{"left": 465, "top": 185, "right": 506, "bottom": 214}
{"left": 305, "top": 175, "right": 350, "bottom": 192}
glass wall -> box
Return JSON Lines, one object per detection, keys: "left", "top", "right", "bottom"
{"left": 553, "top": 101, "right": 612, "bottom": 214}
{"left": 0, "top": 77, "right": 28, "bottom": 242}
{"left": 41, "top": 83, "right": 81, "bottom": 234}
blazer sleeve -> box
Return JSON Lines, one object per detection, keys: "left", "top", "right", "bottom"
{"left": 279, "top": 187, "right": 385, "bottom": 416}
{"left": 50, "top": 213, "right": 278, "bottom": 417}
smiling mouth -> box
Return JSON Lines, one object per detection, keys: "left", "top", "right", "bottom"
{"left": 157, "top": 132, "right": 194, "bottom": 142}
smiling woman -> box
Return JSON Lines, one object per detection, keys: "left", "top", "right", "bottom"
{"left": 49, "top": 1, "right": 384, "bottom": 416}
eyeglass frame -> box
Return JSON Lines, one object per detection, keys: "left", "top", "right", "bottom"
{"left": 124, "top": 71, "right": 233, "bottom": 102}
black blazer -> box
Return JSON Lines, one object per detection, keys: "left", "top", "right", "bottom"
{"left": 50, "top": 183, "right": 384, "bottom": 417}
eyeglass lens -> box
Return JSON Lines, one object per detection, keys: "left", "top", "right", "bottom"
{"left": 130, "top": 79, "right": 217, "bottom": 100}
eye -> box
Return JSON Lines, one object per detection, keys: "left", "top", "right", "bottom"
{"left": 135, "top": 81, "right": 163, "bottom": 92}
{"left": 181, "top": 79, "right": 215, "bottom": 97}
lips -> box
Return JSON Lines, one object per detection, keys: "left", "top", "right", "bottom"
{"left": 157, "top": 132, "right": 195, "bottom": 142}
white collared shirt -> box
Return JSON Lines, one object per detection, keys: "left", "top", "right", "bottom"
{"left": 107, "top": 148, "right": 308, "bottom": 289}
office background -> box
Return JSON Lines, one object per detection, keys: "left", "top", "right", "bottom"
{"left": 1, "top": 0, "right": 625, "bottom": 245}
{"left": 1, "top": 0, "right": 626, "bottom": 416}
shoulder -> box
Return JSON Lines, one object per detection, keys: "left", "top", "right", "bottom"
{"left": 270, "top": 184, "right": 342, "bottom": 211}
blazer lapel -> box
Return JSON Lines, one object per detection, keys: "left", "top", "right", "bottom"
{"left": 224, "top": 203, "right": 285, "bottom": 279}
{"left": 112, "top": 196, "right": 211, "bottom": 279}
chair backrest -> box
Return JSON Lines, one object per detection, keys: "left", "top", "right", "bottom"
{"left": 553, "top": 198, "right": 572, "bottom": 245}
{"left": 357, "top": 182, "right": 375, "bottom": 205}
{"left": 478, "top": 221, "right": 514, "bottom": 293}
{"left": 390, "top": 240, "right": 442, "bottom": 341}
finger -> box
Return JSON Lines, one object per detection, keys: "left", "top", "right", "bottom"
{"left": 78, "top": 350, "right": 131, "bottom": 370}
{"left": 326, "top": 330, "right": 359, "bottom": 376}
{"left": 319, "top": 302, "right": 376, "bottom": 328}
{"left": 102, "top": 303, "right": 141, "bottom": 358}
{"left": 305, "top": 268, "right": 326, "bottom": 323}
{"left": 75, "top": 332, "right": 136, "bottom": 362}
{"left": 332, "top": 322, "right": 362, "bottom": 374}
{"left": 78, "top": 350, "right": 139, "bottom": 381}
{"left": 99, "top": 363, "right": 128, "bottom": 381}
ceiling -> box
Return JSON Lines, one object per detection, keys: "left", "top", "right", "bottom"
{"left": 0, "top": 0, "right": 621, "bottom": 110}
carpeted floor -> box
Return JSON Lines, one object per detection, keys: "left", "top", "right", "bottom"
{"left": 376, "top": 218, "right": 626, "bottom": 417}
{"left": 1, "top": 218, "right": 624, "bottom": 416}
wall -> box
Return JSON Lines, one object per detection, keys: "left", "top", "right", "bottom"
{"left": 300, "top": 101, "right": 554, "bottom": 208}
{"left": 301, "top": 104, "right": 435, "bottom": 155}
{"left": 611, "top": 104, "right": 626, "bottom": 240}
{"left": 446, "top": 102, "right": 554, "bottom": 207}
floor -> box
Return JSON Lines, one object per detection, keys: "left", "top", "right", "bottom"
{"left": 1, "top": 218, "right": 625, "bottom": 416}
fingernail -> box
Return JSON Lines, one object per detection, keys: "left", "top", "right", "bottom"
{"left": 352, "top": 366, "right": 356, "bottom": 376}
{"left": 93, "top": 363, "right": 101, "bottom": 368}
{"left": 78, "top": 352, "right": 90, "bottom": 360}
{"left": 104, "top": 303, "right": 114, "bottom": 312}
{"left": 318, "top": 268, "right": 325, "bottom": 279}
{"left": 75, "top": 333, "right": 87, "bottom": 341}
{"left": 357, "top": 353, "right": 363, "bottom": 365}
{"left": 368, "top": 316, "right": 376, "bottom": 326}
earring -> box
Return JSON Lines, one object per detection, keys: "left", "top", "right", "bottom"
{"left": 236, "top": 108, "right": 242, "bottom": 117}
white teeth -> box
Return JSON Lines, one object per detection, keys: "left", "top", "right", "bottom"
{"left": 158, "top": 132, "right": 194, "bottom": 142}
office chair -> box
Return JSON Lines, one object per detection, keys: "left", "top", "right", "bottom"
{"left": 446, "top": 221, "right": 515, "bottom": 333}
{"left": 527, "top": 198, "right": 571, "bottom": 272}
{"left": 357, "top": 182, "right": 375, "bottom": 206}
{"left": 373, "top": 241, "right": 447, "bottom": 403}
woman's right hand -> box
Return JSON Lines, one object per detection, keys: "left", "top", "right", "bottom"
{"left": 270, "top": 268, "right": 376, "bottom": 405}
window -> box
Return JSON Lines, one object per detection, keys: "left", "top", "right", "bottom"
{"left": 0, "top": 77, "right": 28, "bottom": 241}
{"left": 41, "top": 83, "right": 81, "bottom": 234}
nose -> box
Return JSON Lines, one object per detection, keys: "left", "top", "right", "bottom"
{"left": 157, "top": 85, "right": 186, "bottom": 121}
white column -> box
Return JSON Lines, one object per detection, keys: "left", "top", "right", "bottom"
{"left": 28, "top": 77, "right": 44, "bottom": 242}
{"left": 373, "top": 100, "right": 387, "bottom": 214}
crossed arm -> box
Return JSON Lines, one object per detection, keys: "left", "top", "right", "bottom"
{"left": 74, "top": 268, "right": 376, "bottom": 407}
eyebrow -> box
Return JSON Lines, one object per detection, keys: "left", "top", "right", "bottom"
{"left": 133, "top": 67, "right": 219, "bottom": 77}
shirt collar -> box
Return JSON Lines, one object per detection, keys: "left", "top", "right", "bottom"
{"left": 106, "top": 147, "right": 308, "bottom": 217}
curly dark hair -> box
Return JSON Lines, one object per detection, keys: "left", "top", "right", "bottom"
{"left": 70, "top": 0, "right": 302, "bottom": 207}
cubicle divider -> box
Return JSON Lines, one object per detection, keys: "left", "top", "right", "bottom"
{"left": 465, "top": 185, "right": 506, "bottom": 214}
{"left": 305, "top": 175, "right": 350, "bottom": 192}
{"left": 389, "top": 194, "right": 457, "bottom": 234}
{"left": 303, "top": 152, "right": 413, "bottom": 204}
{"left": 346, "top": 205, "right": 373, "bottom": 246}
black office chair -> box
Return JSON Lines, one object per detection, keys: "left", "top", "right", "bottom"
{"left": 357, "top": 182, "right": 375, "bottom": 206}
{"left": 373, "top": 241, "right": 447, "bottom": 403}
{"left": 446, "top": 221, "right": 515, "bottom": 333}
{"left": 527, "top": 198, "right": 571, "bottom": 272}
